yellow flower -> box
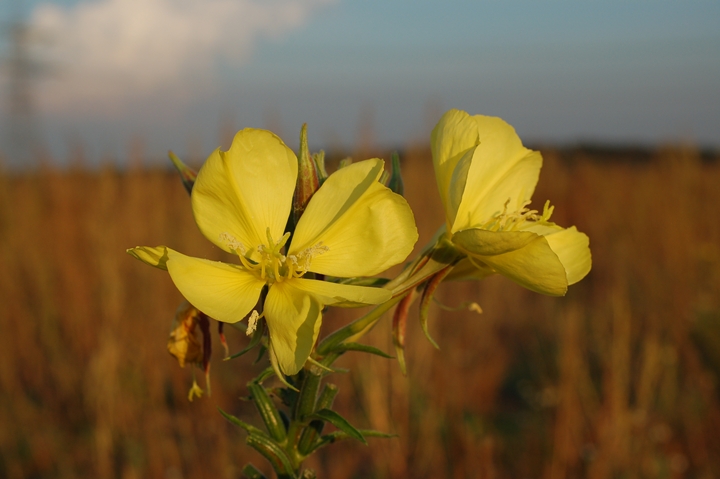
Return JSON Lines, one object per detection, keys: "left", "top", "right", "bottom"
{"left": 431, "top": 109, "right": 591, "bottom": 296}
{"left": 130, "top": 129, "right": 417, "bottom": 375}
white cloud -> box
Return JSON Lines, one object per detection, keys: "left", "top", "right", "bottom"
{"left": 31, "top": 0, "right": 335, "bottom": 115}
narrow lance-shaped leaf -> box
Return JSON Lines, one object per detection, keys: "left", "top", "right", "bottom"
{"left": 293, "top": 368, "right": 321, "bottom": 421}
{"left": 306, "top": 429, "right": 397, "bottom": 455}
{"left": 298, "top": 384, "right": 338, "bottom": 455}
{"left": 336, "top": 342, "right": 394, "bottom": 359}
{"left": 248, "top": 382, "right": 287, "bottom": 442}
{"left": 245, "top": 433, "right": 296, "bottom": 478}
{"left": 309, "top": 408, "right": 366, "bottom": 445}
{"left": 217, "top": 408, "right": 268, "bottom": 437}
{"left": 226, "top": 320, "right": 265, "bottom": 360}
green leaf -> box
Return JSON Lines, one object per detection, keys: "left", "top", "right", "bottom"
{"left": 241, "top": 463, "right": 267, "bottom": 479}
{"left": 329, "top": 429, "right": 397, "bottom": 440}
{"left": 309, "top": 409, "right": 366, "bottom": 445}
{"left": 325, "top": 276, "right": 391, "bottom": 287}
{"left": 246, "top": 433, "right": 296, "bottom": 478}
{"left": 306, "top": 429, "right": 397, "bottom": 455}
{"left": 217, "top": 408, "right": 267, "bottom": 437}
{"left": 254, "top": 344, "right": 267, "bottom": 364}
{"left": 226, "top": 322, "right": 264, "bottom": 360}
{"left": 254, "top": 366, "right": 276, "bottom": 385}
{"left": 335, "top": 342, "right": 394, "bottom": 359}
{"left": 248, "top": 383, "right": 287, "bottom": 442}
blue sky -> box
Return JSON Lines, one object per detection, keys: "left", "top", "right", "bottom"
{"left": 1, "top": 0, "right": 719, "bottom": 165}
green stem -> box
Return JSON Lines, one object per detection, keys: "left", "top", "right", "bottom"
{"left": 282, "top": 367, "right": 323, "bottom": 472}
{"left": 317, "top": 247, "right": 459, "bottom": 356}
{"left": 317, "top": 295, "right": 404, "bottom": 355}
{"left": 297, "top": 384, "right": 338, "bottom": 455}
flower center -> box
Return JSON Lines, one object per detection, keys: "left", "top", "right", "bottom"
{"left": 479, "top": 198, "right": 555, "bottom": 232}
{"left": 219, "top": 229, "right": 328, "bottom": 284}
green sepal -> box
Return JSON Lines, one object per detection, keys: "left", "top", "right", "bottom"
{"left": 226, "top": 322, "right": 264, "bottom": 360}
{"left": 334, "top": 342, "right": 394, "bottom": 359}
{"left": 245, "top": 433, "right": 296, "bottom": 478}
{"left": 217, "top": 408, "right": 268, "bottom": 437}
{"left": 241, "top": 464, "right": 267, "bottom": 479}
{"left": 248, "top": 382, "right": 287, "bottom": 442}
{"left": 309, "top": 409, "right": 366, "bottom": 445}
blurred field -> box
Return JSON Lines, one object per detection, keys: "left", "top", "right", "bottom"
{"left": 1, "top": 144, "right": 720, "bottom": 479}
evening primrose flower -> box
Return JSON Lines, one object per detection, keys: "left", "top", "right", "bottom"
{"left": 130, "top": 128, "right": 417, "bottom": 375}
{"left": 431, "top": 109, "right": 591, "bottom": 296}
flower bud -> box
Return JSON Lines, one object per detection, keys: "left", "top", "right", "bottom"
{"left": 168, "top": 151, "right": 198, "bottom": 195}
{"left": 313, "top": 150, "right": 328, "bottom": 185}
{"left": 292, "top": 124, "right": 320, "bottom": 227}
{"left": 386, "top": 152, "right": 404, "bottom": 196}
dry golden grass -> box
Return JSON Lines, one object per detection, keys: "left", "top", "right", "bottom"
{"left": 1, "top": 145, "right": 719, "bottom": 478}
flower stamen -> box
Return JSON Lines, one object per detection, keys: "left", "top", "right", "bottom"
{"left": 246, "top": 310, "right": 263, "bottom": 336}
{"left": 226, "top": 229, "right": 329, "bottom": 284}
{"left": 480, "top": 198, "right": 555, "bottom": 232}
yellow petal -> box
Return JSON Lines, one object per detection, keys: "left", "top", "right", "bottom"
{"left": 165, "top": 248, "right": 265, "bottom": 323}
{"left": 191, "top": 129, "right": 298, "bottom": 254}
{"left": 431, "top": 109, "right": 480, "bottom": 226}
{"left": 542, "top": 226, "right": 592, "bottom": 285}
{"left": 290, "top": 159, "right": 418, "bottom": 277}
{"left": 264, "top": 281, "right": 323, "bottom": 375}
{"left": 291, "top": 277, "right": 391, "bottom": 307}
{"left": 472, "top": 236, "right": 569, "bottom": 296}
{"left": 521, "top": 223, "right": 592, "bottom": 285}
{"left": 452, "top": 117, "right": 542, "bottom": 232}
{"left": 127, "top": 245, "right": 170, "bottom": 270}
{"left": 452, "top": 228, "right": 540, "bottom": 256}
